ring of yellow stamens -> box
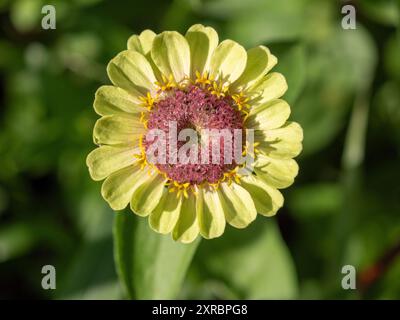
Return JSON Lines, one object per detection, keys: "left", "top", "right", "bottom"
{"left": 167, "top": 180, "right": 191, "bottom": 198}
{"left": 136, "top": 73, "right": 253, "bottom": 196}
{"left": 139, "top": 92, "right": 156, "bottom": 110}
{"left": 133, "top": 134, "right": 149, "bottom": 170}
{"left": 243, "top": 141, "right": 260, "bottom": 158}
{"left": 232, "top": 91, "right": 250, "bottom": 112}
{"left": 209, "top": 80, "right": 229, "bottom": 98}
{"left": 205, "top": 166, "right": 243, "bottom": 191}
{"left": 155, "top": 74, "right": 176, "bottom": 91}
{"left": 140, "top": 112, "right": 148, "bottom": 129}
{"left": 195, "top": 71, "right": 212, "bottom": 87}
{"left": 222, "top": 167, "right": 241, "bottom": 185}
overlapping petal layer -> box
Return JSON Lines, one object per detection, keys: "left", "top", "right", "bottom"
{"left": 87, "top": 24, "right": 303, "bottom": 243}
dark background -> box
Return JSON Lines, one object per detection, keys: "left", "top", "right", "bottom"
{"left": 0, "top": 0, "right": 399, "bottom": 299}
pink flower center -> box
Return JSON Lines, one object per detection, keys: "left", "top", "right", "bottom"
{"left": 145, "top": 85, "right": 245, "bottom": 185}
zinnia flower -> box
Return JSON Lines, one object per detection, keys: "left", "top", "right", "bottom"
{"left": 86, "top": 24, "right": 303, "bottom": 243}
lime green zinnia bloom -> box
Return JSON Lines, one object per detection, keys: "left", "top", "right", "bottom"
{"left": 86, "top": 24, "right": 303, "bottom": 243}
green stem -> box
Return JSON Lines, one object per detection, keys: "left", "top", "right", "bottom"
{"left": 113, "top": 210, "right": 201, "bottom": 299}
{"left": 327, "top": 86, "right": 372, "bottom": 298}
{"left": 342, "top": 90, "right": 370, "bottom": 171}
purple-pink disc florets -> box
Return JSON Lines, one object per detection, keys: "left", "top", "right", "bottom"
{"left": 145, "top": 85, "right": 244, "bottom": 185}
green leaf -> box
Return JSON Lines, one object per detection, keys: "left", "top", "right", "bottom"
{"left": 113, "top": 211, "right": 200, "bottom": 299}
{"left": 205, "top": 0, "right": 335, "bottom": 46}
{"left": 292, "top": 25, "right": 377, "bottom": 156}
{"left": 10, "top": 0, "right": 43, "bottom": 32}
{"left": 195, "top": 219, "right": 298, "bottom": 299}
{"left": 288, "top": 183, "right": 344, "bottom": 218}
{"left": 375, "top": 81, "right": 400, "bottom": 143}
{"left": 0, "top": 223, "right": 37, "bottom": 263}
{"left": 274, "top": 44, "right": 307, "bottom": 105}
{"left": 359, "top": 0, "right": 399, "bottom": 27}
{"left": 56, "top": 236, "right": 121, "bottom": 300}
{"left": 0, "top": 221, "right": 74, "bottom": 263}
{"left": 385, "top": 35, "right": 400, "bottom": 80}
{"left": 224, "top": 0, "right": 308, "bottom": 46}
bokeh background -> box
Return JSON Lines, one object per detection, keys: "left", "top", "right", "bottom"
{"left": 0, "top": 0, "right": 399, "bottom": 299}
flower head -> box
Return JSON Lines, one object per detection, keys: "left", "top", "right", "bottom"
{"left": 86, "top": 24, "right": 303, "bottom": 243}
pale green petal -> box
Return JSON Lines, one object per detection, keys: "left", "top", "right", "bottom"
{"left": 185, "top": 24, "right": 219, "bottom": 78}
{"left": 107, "top": 50, "right": 157, "bottom": 95}
{"left": 86, "top": 145, "right": 138, "bottom": 181}
{"left": 149, "top": 189, "right": 182, "bottom": 234}
{"left": 218, "top": 182, "right": 257, "bottom": 228}
{"left": 231, "top": 46, "right": 277, "bottom": 91}
{"left": 247, "top": 99, "right": 290, "bottom": 131}
{"left": 127, "top": 35, "right": 141, "bottom": 52}
{"left": 151, "top": 31, "right": 190, "bottom": 82}
{"left": 197, "top": 188, "right": 226, "bottom": 239}
{"left": 101, "top": 164, "right": 144, "bottom": 211}
{"left": 255, "top": 121, "right": 303, "bottom": 159}
{"left": 172, "top": 193, "right": 199, "bottom": 243}
{"left": 264, "top": 47, "right": 277, "bottom": 73}
{"left": 249, "top": 73, "right": 288, "bottom": 105}
{"left": 127, "top": 29, "right": 156, "bottom": 55}
{"left": 94, "top": 86, "right": 146, "bottom": 116}
{"left": 127, "top": 30, "right": 163, "bottom": 82}
{"left": 130, "top": 172, "right": 166, "bottom": 217}
{"left": 254, "top": 155, "right": 299, "bottom": 189}
{"left": 93, "top": 115, "right": 145, "bottom": 146}
{"left": 209, "top": 40, "right": 247, "bottom": 84}
{"left": 240, "top": 175, "right": 284, "bottom": 216}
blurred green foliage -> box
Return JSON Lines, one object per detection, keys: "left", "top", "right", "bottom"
{"left": 0, "top": 0, "right": 399, "bottom": 299}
